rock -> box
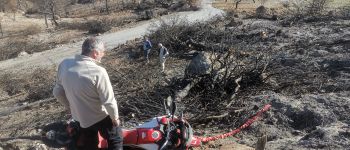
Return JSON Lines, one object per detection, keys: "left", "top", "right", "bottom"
{"left": 260, "top": 31, "right": 268, "bottom": 39}
{"left": 140, "top": 10, "right": 154, "bottom": 20}
{"left": 271, "top": 14, "right": 278, "bottom": 20}
{"left": 319, "top": 28, "right": 332, "bottom": 34}
{"left": 0, "top": 139, "right": 46, "bottom": 150}
{"left": 144, "top": 10, "right": 154, "bottom": 19}
{"left": 185, "top": 52, "right": 218, "bottom": 77}
{"left": 327, "top": 11, "right": 335, "bottom": 17}
{"left": 247, "top": 20, "right": 279, "bottom": 31}
{"left": 17, "top": 51, "right": 29, "bottom": 57}
{"left": 256, "top": 5, "right": 267, "bottom": 18}
{"left": 35, "top": 143, "right": 48, "bottom": 150}
{"left": 181, "top": 3, "right": 191, "bottom": 11}
{"left": 226, "top": 18, "right": 243, "bottom": 27}
{"left": 169, "top": 2, "right": 183, "bottom": 11}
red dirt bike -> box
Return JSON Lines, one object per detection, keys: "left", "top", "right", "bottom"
{"left": 41, "top": 101, "right": 201, "bottom": 150}
{"left": 42, "top": 101, "right": 271, "bottom": 149}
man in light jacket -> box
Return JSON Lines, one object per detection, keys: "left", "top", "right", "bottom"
{"left": 158, "top": 43, "right": 169, "bottom": 72}
{"left": 53, "top": 37, "right": 122, "bottom": 150}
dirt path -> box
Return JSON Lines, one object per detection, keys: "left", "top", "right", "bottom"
{"left": 0, "top": 0, "right": 223, "bottom": 74}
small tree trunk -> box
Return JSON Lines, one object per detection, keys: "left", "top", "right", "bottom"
{"left": 17, "top": 0, "right": 22, "bottom": 11}
{"left": 235, "top": 0, "right": 242, "bottom": 9}
{"left": 93, "top": 0, "right": 97, "bottom": 10}
{"left": 13, "top": 12, "right": 16, "bottom": 21}
{"left": 44, "top": 13, "right": 48, "bottom": 28}
{"left": 0, "top": 22, "right": 3, "bottom": 37}
{"left": 50, "top": 4, "right": 59, "bottom": 26}
{"left": 0, "top": 15, "right": 3, "bottom": 36}
{"left": 105, "top": 0, "right": 109, "bottom": 14}
{"left": 121, "top": 0, "right": 125, "bottom": 10}
{"left": 52, "top": 15, "right": 58, "bottom": 26}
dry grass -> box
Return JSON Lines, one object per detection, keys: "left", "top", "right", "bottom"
{"left": 0, "top": 73, "right": 28, "bottom": 95}
{"left": 47, "top": 30, "right": 83, "bottom": 45}
{"left": 59, "top": 10, "right": 138, "bottom": 33}
{"left": 0, "top": 37, "right": 29, "bottom": 60}
{"left": 0, "top": 13, "right": 45, "bottom": 37}
{"left": 22, "top": 24, "right": 42, "bottom": 36}
{"left": 212, "top": 0, "right": 281, "bottom": 12}
{"left": 26, "top": 68, "right": 56, "bottom": 101}
{"left": 212, "top": 0, "right": 350, "bottom": 12}
{"left": 0, "top": 67, "right": 56, "bottom": 100}
{"left": 0, "top": 29, "right": 82, "bottom": 61}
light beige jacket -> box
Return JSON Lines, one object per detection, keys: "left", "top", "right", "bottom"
{"left": 53, "top": 55, "right": 119, "bottom": 128}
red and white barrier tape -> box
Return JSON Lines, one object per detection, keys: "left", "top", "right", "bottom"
{"left": 198, "top": 104, "right": 271, "bottom": 143}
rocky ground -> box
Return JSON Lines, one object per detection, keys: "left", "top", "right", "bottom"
{"left": 0, "top": 1, "right": 350, "bottom": 150}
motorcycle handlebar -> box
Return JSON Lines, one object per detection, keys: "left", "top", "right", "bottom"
{"left": 160, "top": 117, "right": 172, "bottom": 150}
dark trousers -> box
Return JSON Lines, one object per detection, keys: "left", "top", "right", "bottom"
{"left": 79, "top": 116, "right": 123, "bottom": 150}
{"left": 144, "top": 49, "right": 151, "bottom": 60}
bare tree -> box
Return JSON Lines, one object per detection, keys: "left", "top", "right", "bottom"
{"left": 105, "top": 0, "right": 109, "bottom": 14}
{"left": 48, "top": 0, "right": 59, "bottom": 26}
{"left": 37, "top": 0, "right": 66, "bottom": 27}
{"left": 0, "top": 1, "right": 4, "bottom": 12}
{"left": 16, "top": 0, "right": 22, "bottom": 10}
{"left": 0, "top": 23, "right": 2, "bottom": 37}
{"left": 0, "top": 14, "right": 3, "bottom": 37}
{"left": 233, "top": 0, "right": 256, "bottom": 9}
{"left": 5, "top": 0, "right": 18, "bottom": 20}
{"left": 38, "top": 0, "right": 51, "bottom": 28}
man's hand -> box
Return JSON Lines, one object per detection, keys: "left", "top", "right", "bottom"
{"left": 112, "top": 118, "right": 120, "bottom": 127}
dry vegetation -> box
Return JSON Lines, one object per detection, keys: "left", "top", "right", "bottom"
{"left": 0, "top": 67, "right": 56, "bottom": 100}
{"left": 104, "top": 1, "right": 349, "bottom": 149}
{"left": 0, "top": 0, "right": 199, "bottom": 61}
{"left": 104, "top": 15, "right": 274, "bottom": 128}
{"left": 0, "top": 0, "right": 349, "bottom": 149}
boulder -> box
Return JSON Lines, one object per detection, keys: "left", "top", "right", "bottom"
{"left": 185, "top": 52, "right": 221, "bottom": 77}
{"left": 185, "top": 52, "right": 212, "bottom": 77}
{"left": 256, "top": 5, "right": 267, "bottom": 18}
{"left": 17, "top": 51, "right": 29, "bottom": 57}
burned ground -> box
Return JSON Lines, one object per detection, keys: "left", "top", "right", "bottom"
{"left": 0, "top": 0, "right": 350, "bottom": 149}
{"left": 99, "top": 10, "right": 349, "bottom": 149}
